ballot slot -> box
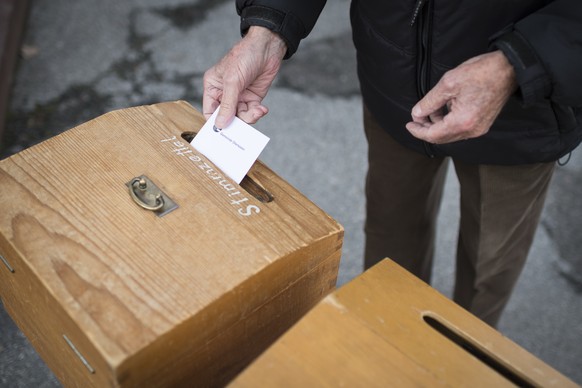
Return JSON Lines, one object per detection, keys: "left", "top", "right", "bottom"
{"left": 181, "top": 131, "right": 274, "bottom": 203}
{"left": 422, "top": 313, "right": 535, "bottom": 387}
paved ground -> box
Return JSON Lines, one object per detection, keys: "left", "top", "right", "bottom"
{"left": 1, "top": 0, "right": 581, "bottom": 386}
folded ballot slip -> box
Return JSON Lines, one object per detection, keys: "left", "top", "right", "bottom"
{"left": 191, "top": 108, "right": 270, "bottom": 184}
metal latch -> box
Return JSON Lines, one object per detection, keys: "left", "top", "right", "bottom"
{"left": 126, "top": 175, "right": 178, "bottom": 217}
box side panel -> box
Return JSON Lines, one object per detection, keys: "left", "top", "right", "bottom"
{"left": 0, "top": 239, "right": 115, "bottom": 387}
{"left": 116, "top": 232, "right": 342, "bottom": 387}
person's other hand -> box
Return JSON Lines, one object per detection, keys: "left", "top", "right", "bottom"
{"left": 406, "top": 50, "right": 518, "bottom": 144}
{"left": 203, "top": 26, "right": 287, "bottom": 129}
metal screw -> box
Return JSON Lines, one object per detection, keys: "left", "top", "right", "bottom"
{"left": 1, "top": 255, "right": 15, "bottom": 273}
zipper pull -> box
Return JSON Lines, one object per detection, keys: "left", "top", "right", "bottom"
{"left": 410, "top": 0, "right": 427, "bottom": 26}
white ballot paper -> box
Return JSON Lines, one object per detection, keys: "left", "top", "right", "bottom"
{"left": 191, "top": 109, "right": 270, "bottom": 184}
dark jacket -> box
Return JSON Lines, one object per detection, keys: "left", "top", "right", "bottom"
{"left": 236, "top": 0, "right": 582, "bottom": 165}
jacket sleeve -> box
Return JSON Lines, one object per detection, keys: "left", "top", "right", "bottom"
{"left": 490, "top": 0, "right": 582, "bottom": 107}
{"left": 235, "top": 0, "right": 327, "bottom": 59}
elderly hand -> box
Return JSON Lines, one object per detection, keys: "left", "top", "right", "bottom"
{"left": 203, "top": 26, "right": 287, "bottom": 129}
{"left": 406, "top": 50, "right": 518, "bottom": 144}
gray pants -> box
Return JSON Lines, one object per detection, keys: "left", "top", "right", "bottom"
{"left": 363, "top": 106, "right": 555, "bottom": 327}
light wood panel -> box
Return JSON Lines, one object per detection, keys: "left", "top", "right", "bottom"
{"left": 0, "top": 101, "right": 343, "bottom": 387}
{"left": 231, "top": 258, "right": 577, "bottom": 388}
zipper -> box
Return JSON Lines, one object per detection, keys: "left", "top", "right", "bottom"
{"left": 409, "top": 0, "right": 426, "bottom": 27}
{"left": 411, "top": 0, "right": 435, "bottom": 157}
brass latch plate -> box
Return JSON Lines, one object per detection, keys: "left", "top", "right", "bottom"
{"left": 126, "top": 175, "right": 178, "bottom": 217}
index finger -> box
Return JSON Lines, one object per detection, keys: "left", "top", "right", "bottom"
{"left": 406, "top": 115, "right": 465, "bottom": 144}
{"left": 411, "top": 81, "right": 453, "bottom": 123}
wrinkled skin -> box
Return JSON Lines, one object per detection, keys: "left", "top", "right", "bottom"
{"left": 406, "top": 50, "right": 518, "bottom": 144}
{"left": 203, "top": 26, "right": 287, "bottom": 129}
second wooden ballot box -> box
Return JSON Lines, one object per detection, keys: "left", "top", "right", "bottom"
{"left": 230, "top": 259, "right": 577, "bottom": 388}
{"left": 0, "top": 101, "right": 344, "bottom": 387}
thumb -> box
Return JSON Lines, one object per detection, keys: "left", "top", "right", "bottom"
{"left": 412, "top": 82, "right": 451, "bottom": 122}
{"left": 214, "top": 81, "right": 242, "bottom": 128}
{"left": 214, "top": 102, "right": 235, "bottom": 129}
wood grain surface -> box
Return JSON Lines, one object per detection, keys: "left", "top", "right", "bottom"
{"left": 230, "top": 258, "right": 577, "bottom": 388}
{"left": 0, "top": 101, "right": 343, "bottom": 386}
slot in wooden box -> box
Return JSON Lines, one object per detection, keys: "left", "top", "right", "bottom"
{"left": 0, "top": 101, "right": 343, "bottom": 387}
{"left": 231, "top": 258, "right": 577, "bottom": 387}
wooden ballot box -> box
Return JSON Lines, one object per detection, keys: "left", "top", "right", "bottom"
{"left": 0, "top": 101, "right": 343, "bottom": 387}
{"left": 230, "top": 259, "right": 577, "bottom": 388}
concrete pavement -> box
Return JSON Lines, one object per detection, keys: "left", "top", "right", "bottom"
{"left": 1, "top": 0, "right": 581, "bottom": 386}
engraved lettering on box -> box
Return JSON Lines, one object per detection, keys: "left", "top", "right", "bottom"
{"left": 126, "top": 175, "right": 178, "bottom": 217}
{"left": 162, "top": 135, "right": 271, "bottom": 217}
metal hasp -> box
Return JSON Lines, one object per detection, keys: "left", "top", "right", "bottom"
{"left": 126, "top": 175, "right": 178, "bottom": 217}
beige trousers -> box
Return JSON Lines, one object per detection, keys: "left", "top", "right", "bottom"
{"left": 363, "top": 106, "right": 555, "bottom": 327}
